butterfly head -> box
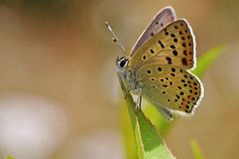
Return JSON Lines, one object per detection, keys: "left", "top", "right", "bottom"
{"left": 116, "top": 56, "right": 128, "bottom": 71}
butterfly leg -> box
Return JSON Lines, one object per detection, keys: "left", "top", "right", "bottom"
{"left": 136, "top": 89, "right": 142, "bottom": 110}
{"left": 158, "top": 106, "right": 173, "bottom": 122}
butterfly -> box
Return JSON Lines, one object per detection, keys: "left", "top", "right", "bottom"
{"left": 108, "top": 6, "right": 204, "bottom": 121}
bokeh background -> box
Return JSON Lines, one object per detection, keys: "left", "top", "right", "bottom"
{"left": 0, "top": 0, "right": 238, "bottom": 159}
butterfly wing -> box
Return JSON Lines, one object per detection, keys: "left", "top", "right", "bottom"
{"left": 131, "top": 6, "right": 176, "bottom": 55}
{"left": 136, "top": 64, "right": 203, "bottom": 114}
{"left": 128, "top": 19, "right": 196, "bottom": 70}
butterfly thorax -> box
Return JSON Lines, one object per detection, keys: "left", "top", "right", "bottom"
{"left": 116, "top": 56, "right": 142, "bottom": 95}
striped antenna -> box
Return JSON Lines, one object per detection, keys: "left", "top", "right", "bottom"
{"left": 105, "top": 21, "right": 126, "bottom": 55}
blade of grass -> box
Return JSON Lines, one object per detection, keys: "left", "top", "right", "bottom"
{"left": 190, "top": 139, "right": 205, "bottom": 159}
{"left": 121, "top": 100, "right": 138, "bottom": 159}
{"left": 118, "top": 73, "right": 175, "bottom": 159}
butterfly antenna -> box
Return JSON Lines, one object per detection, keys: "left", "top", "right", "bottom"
{"left": 105, "top": 21, "right": 126, "bottom": 55}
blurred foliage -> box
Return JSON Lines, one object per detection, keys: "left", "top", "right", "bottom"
{"left": 192, "top": 45, "right": 225, "bottom": 78}
{"left": 190, "top": 139, "right": 205, "bottom": 159}
{"left": 5, "top": 156, "right": 16, "bottom": 159}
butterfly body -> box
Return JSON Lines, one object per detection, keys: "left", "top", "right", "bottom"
{"left": 116, "top": 56, "right": 142, "bottom": 95}
{"left": 115, "top": 7, "right": 204, "bottom": 121}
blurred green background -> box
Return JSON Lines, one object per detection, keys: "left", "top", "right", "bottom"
{"left": 0, "top": 0, "right": 238, "bottom": 159}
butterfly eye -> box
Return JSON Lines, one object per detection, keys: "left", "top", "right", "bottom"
{"left": 119, "top": 58, "right": 128, "bottom": 68}
{"left": 116, "top": 56, "right": 128, "bottom": 69}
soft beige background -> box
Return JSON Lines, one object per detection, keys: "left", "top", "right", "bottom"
{"left": 0, "top": 0, "right": 238, "bottom": 159}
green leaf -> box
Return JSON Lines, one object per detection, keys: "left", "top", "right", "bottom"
{"left": 121, "top": 101, "right": 138, "bottom": 159}
{"left": 190, "top": 139, "right": 205, "bottom": 159}
{"left": 143, "top": 102, "right": 173, "bottom": 136}
{"left": 118, "top": 73, "right": 175, "bottom": 159}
